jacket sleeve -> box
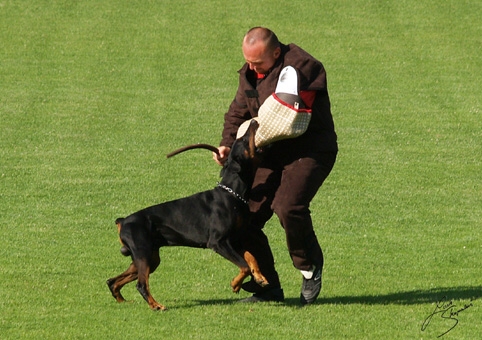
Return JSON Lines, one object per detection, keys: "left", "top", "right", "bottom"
{"left": 285, "top": 44, "right": 327, "bottom": 92}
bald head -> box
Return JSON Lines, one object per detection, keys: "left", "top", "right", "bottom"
{"left": 242, "top": 27, "right": 281, "bottom": 74}
{"left": 243, "top": 27, "right": 280, "bottom": 51}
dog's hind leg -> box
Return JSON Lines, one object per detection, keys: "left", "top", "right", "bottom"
{"left": 107, "top": 262, "right": 138, "bottom": 303}
{"left": 134, "top": 252, "right": 166, "bottom": 311}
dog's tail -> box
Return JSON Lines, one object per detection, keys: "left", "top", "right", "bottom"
{"left": 166, "top": 143, "right": 220, "bottom": 158}
{"left": 115, "top": 217, "right": 124, "bottom": 234}
{"left": 115, "top": 217, "right": 131, "bottom": 256}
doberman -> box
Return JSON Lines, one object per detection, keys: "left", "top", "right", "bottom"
{"left": 106, "top": 120, "right": 268, "bottom": 310}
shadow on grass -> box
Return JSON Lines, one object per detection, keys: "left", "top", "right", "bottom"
{"left": 313, "top": 286, "right": 481, "bottom": 306}
{"left": 191, "top": 286, "right": 481, "bottom": 308}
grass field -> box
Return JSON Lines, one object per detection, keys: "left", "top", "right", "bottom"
{"left": 1, "top": 0, "right": 481, "bottom": 339}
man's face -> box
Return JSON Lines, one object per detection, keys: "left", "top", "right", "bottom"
{"left": 242, "top": 41, "right": 280, "bottom": 74}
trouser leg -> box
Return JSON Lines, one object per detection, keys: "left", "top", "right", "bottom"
{"left": 245, "top": 167, "right": 281, "bottom": 288}
{"left": 272, "top": 153, "right": 336, "bottom": 271}
{"left": 244, "top": 152, "right": 336, "bottom": 286}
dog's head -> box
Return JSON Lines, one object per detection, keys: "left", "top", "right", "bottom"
{"left": 236, "top": 118, "right": 259, "bottom": 159}
{"left": 220, "top": 119, "right": 260, "bottom": 178}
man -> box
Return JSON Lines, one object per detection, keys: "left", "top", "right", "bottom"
{"left": 213, "top": 27, "right": 337, "bottom": 304}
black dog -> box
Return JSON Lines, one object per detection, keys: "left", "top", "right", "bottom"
{"left": 107, "top": 120, "right": 267, "bottom": 310}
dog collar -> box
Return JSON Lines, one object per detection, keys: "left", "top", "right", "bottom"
{"left": 217, "top": 183, "right": 248, "bottom": 205}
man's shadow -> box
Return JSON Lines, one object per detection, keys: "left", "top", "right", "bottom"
{"left": 191, "top": 286, "right": 481, "bottom": 308}
{"left": 310, "top": 286, "right": 481, "bottom": 306}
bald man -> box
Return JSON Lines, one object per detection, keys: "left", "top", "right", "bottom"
{"left": 214, "top": 27, "right": 337, "bottom": 305}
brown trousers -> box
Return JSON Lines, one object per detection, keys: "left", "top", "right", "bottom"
{"left": 245, "top": 149, "right": 337, "bottom": 288}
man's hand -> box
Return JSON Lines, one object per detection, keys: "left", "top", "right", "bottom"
{"left": 213, "top": 146, "right": 231, "bottom": 166}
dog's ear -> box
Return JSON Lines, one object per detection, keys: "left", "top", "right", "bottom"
{"left": 247, "top": 120, "right": 259, "bottom": 158}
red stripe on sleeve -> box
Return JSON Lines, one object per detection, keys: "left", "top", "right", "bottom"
{"left": 300, "top": 90, "right": 316, "bottom": 108}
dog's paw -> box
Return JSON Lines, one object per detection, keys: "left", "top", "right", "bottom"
{"left": 230, "top": 279, "right": 243, "bottom": 293}
{"left": 150, "top": 303, "right": 168, "bottom": 311}
{"left": 255, "top": 278, "right": 269, "bottom": 288}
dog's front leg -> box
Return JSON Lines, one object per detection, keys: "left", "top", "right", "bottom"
{"left": 230, "top": 250, "right": 269, "bottom": 293}
{"left": 231, "top": 267, "right": 251, "bottom": 293}
{"left": 244, "top": 251, "right": 269, "bottom": 287}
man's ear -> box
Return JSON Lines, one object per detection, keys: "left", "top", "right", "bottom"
{"left": 273, "top": 47, "right": 281, "bottom": 59}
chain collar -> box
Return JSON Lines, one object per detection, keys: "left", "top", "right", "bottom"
{"left": 217, "top": 183, "right": 248, "bottom": 205}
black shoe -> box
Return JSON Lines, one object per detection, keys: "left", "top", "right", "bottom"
{"left": 300, "top": 266, "right": 322, "bottom": 305}
{"left": 241, "top": 279, "right": 266, "bottom": 293}
{"left": 239, "top": 287, "right": 284, "bottom": 303}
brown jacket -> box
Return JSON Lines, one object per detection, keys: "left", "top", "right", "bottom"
{"left": 220, "top": 43, "right": 337, "bottom": 154}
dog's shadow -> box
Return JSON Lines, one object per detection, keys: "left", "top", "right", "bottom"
{"left": 189, "top": 286, "right": 481, "bottom": 308}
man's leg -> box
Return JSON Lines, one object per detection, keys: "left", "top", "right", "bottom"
{"left": 239, "top": 166, "right": 284, "bottom": 302}
{"left": 272, "top": 152, "right": 336, "bottom": 304}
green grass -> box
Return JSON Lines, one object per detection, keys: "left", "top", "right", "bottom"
{"left": 1, "top": 0, "right": 481, "bottom": 339}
